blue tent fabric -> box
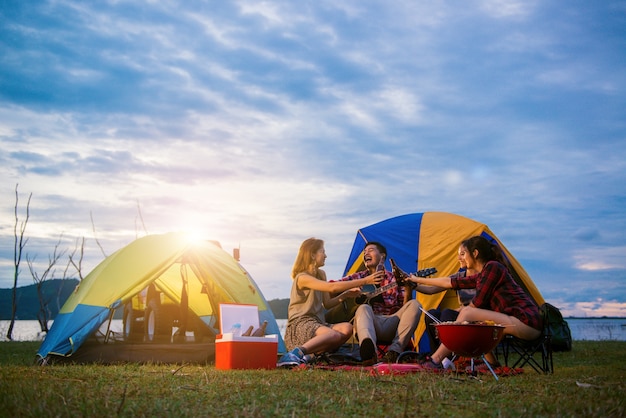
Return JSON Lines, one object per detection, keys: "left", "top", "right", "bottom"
{"left": 344, "top": 213, "right": 424, "bottom": 275}
{"left": 37, "top": 304, "right": 110, "bottom": 357}
{"left": 343, "top": 212, "right": 545, "bottom": 353}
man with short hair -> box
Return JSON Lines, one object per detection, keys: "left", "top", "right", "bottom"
{"left": 341, "top": 242, "right": 421, "bottom": 364}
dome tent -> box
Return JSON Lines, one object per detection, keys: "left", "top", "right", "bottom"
{"left": 37, "top": 232, "right": 285, "bottom": 364}
{"left": 343, "top": 212, "right": 544, "bottom": 353}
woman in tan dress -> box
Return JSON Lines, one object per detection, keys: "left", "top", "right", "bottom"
{"left": 278, "top": 238, "right": 383, "bottom": 367}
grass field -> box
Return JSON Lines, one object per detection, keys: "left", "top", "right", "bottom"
{"left": 1, "top": 341, "right": 624, "bottom": 417}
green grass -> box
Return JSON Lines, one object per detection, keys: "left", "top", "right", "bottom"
{"left": 1, "top": 341, "right": 624, "bottom": 417}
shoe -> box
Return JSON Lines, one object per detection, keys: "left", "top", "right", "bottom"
{"left": 420, "top": 359, "right": 443, "bottom": 371}
{"left": 360, "top": 338, "right": 377, "bottom": 365}
{"left": 382, "top": 350, "right": 399, "bottom": 364}
{"left": 277, "top": 347, "right": 305, "bottom": 368}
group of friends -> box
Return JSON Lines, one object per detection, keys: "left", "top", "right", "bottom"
{"left": 277, "top": 235, "right": 543, "bottom": 369}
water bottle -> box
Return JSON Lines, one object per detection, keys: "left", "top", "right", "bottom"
{"left": 229, "top": 323, "right": 242, "bottom": 337}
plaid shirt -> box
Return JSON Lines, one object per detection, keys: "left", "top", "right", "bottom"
{"left": 340, "top": 270, "right": 407, "bottom": 315}
{"left": 452, "top": 260, "right": 542, "bottom": 330}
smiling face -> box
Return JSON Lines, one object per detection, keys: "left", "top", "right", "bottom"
{"left": 457, "top": 245, "right": 468, "bottom": 269}
{"left": 363, "top": 244, "right": 384, "bottom": 270}
{"left": 459, "top": 244, "right": 479, "bottom": 270}
{"left": 312, "top": 245, "right": 327, "bottom": 268}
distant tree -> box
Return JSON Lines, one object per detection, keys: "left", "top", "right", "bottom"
{"left": 135, "top": 199, "right": 149, "bottom": 237}
{"left": 68, "top": 236, "right": 86, "bottom": 282}
{"left": 27, "top": 235, "right": 66, "bottom": 333}
{"left": 7, "top": 184, "right": 31, "bottom": 340}
{"left": 90, "top": 211, "right": 107, "bottom": 258}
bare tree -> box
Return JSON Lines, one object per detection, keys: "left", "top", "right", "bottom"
{"left": 68, "top": 236, "right": 86, "bottom": 282}
{"left": 90, "top": 211, "right": 107, "bottom": 258}
{"left": 135, "top": 199, "right": 149, "bottom": 237}
{"left": 7, "top": 184, "right": 31, "bottom": 340}
{"left": 27, "top": 235, "right": 66, "bottom": 333}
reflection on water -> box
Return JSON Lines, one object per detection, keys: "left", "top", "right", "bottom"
{"left": 1, "top": 318, "right": 625, "bottom": 342}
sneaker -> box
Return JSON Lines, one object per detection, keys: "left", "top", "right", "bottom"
{"left": 382, "top": 350, "right": 400, "bottom": 364}
{"left": 420, "top": 359, "right": 443, "bottom": 371}
{"left": 277, "top": 347, "right": 305, "bottom": 368}
{"left": 360, "top": 338, "right": 377, "bottom": 365}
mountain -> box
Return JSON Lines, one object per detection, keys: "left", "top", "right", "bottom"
{"left": 0, "top": 279, "right": 79, "bottom": 320}
{"left": 267, "top": 298, "right": 289, "bottom": 319}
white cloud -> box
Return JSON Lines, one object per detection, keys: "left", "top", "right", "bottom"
{"left": 573, "top": 247, "right": 626, "bottom": 271}
{"left": 0, "top": 0, "right": 624, "bottom": 313}
{"left": 554, "top": 300, "right": 626, "bottom": 318}
{"left": 479, "top": 0, "right": 536, "bottom": 19}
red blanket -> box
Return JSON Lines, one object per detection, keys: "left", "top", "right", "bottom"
{"left": 296, "top": 358, "right": 523, "bottom": 377}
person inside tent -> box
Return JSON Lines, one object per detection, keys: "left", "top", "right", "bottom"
{"left": 339, "top": 241, "right": 422, "bottom": 364}
{"left": 407, "top": 235, "right": 542, "bottom": 370}
{"left": 278, "top": 238, "right": 383, "bottom": 368}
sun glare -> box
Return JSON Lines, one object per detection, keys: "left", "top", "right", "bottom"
{"left": 183, "top": 231, "right": 206, "bottom": 245}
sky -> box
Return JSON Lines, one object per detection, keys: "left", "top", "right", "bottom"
{"left": 1, "top": 0, "right": 625, "bottom": 317}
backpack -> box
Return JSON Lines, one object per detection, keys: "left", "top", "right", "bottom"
{"left": 540, "top": 303, "right": 572, "bottom": 352}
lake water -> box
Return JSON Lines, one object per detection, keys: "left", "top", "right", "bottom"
{"left": 1, "top": 318, "right": 625, "bottom": 342}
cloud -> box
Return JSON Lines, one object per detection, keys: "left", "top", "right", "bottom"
{"left": 573, "top": 246, "right": 626, "bottom": 271}
{"left": 0, "top": 1, "right": 625, "bottom": 314}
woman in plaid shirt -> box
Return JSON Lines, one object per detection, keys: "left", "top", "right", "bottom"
{"left": 409, "top": 235, "right": 542, "bottom": 370}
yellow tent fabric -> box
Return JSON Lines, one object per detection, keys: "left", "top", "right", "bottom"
{"left": 38, "top": 232, "right": 284, "bottom": 360}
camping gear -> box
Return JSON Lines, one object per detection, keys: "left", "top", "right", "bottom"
{"left": 215, "top": 333, "right": 279, "bottom": 370}
{"left": 216, "top": 304, "right": 278, "bottom": 370}
{"left": 540, "top": 303, "right": 572, "bottom": 352}
{"left": 434, "top": 323, "right": 506, "bottom": 358}
{"left": 36, "top": 232, "right": 285, "bottom": 364}
{"left": 499, "top": 302, "right": 563, "bottom": 374}
{"left": 434, "top": 322, "right": 506, "bottom": 380}
{"left": 342, "top": 212, "right": 545, "bottom": 353}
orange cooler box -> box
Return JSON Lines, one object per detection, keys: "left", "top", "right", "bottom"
{"left": 215, "top": 333, "right": 278, "bottom": 370}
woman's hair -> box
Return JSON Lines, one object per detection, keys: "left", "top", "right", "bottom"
{"left": 461, "top": 235, "right": 507, "bottom": 265}
{"left": 291, "top": 238, "right": 324, "bottom": 279}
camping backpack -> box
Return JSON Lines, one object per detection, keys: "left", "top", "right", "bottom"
{"left": 540, "top": 303, "right": 572, "bottom": 352}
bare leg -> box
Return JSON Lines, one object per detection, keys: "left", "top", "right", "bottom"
{"left": 429, "top": 343, "right": 454, "bottom": 364}
{"left": 301, "top": 322, "right": 353, "bottom": 355}
{"left": 457, "top": 307, "right": 541, "bottom": 340}
{"left": 429, "top": 307, "right": 541, "bottom": 364}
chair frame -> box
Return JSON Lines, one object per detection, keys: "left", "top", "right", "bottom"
{"left": 499, "top": 331, "right": 554, "bottom": 374}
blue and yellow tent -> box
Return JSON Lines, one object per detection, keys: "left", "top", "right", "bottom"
{"left": 343, "top": 212, "right": 544, "bottom": 352}
{"left": 37, "top": 232, "right": 285, "bottom": 363}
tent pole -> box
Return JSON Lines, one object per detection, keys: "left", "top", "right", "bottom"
{"left": 103, "top": 309, "right": 115, "bottom": 343}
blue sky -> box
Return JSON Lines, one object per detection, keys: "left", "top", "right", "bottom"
{"left": 1, "top": 1, "right": 625, "bottom": 317}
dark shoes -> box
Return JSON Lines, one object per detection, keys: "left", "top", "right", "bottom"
{"left": 420, "top": 358, "right": 443, "bottom": 371}
{"left": 360, "top": 338, "right": 377, "bottom": 365}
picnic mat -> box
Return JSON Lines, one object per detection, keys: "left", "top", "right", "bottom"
{"left": 292, "top": 356, "right": 524, "bottom": 377}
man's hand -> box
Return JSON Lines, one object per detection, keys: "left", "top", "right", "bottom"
{"left": 366, "top": 270, "right": 385, "bottom": 285}
{"left": 341, "top": 288, "right": 362, "bottom": 300}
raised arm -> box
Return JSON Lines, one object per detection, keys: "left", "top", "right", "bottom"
{"left": 298, "top": 270, "right": 384, "bottom": 294}
{"left": 414, "top": 284, "right": 448, "bottom": 294}
{"left": 407, "top": 274, "right": 453, "bottom": 289}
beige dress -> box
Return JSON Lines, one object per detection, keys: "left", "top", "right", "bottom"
{"left": 283, "top": 271, "right": 328, "bottom": 350}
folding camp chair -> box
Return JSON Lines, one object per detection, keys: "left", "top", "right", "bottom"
{"left": 499, "top": 324, "right": 553, "bottom": 374}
